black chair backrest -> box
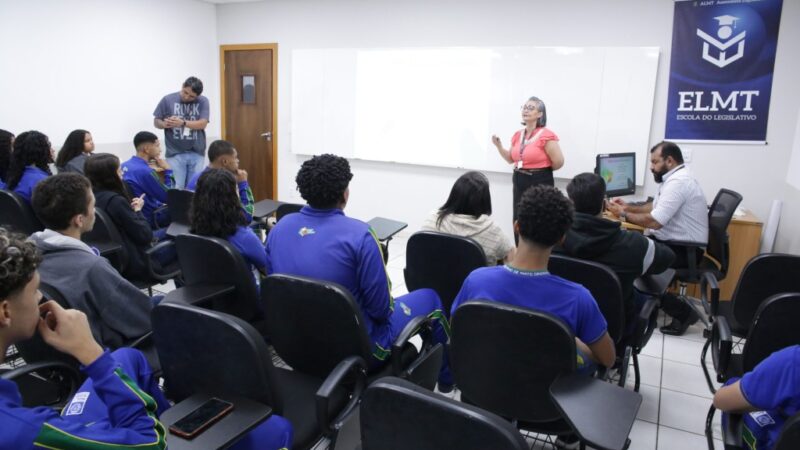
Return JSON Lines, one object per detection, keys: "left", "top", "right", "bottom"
{"left": 742, "top": 293, "right": 800, "bottom": 374}
{"left": 361, "top": 377, "right": 529, "bottom": 450}
{"left": 167, "top": 189, "right": 194, "bottom": 226}
{"left": 548, "top": 254, "right": 625, "bottom": 344}
{"left": 15, "top": 282, "right": 81, "bottom": 368}
{"left": 0, "top": 190, "right": 44, "bottom": 235}
{"left": 261, "top": 274, "right": 373, "bottom": 378}
{"left": 275, "top": 202, "right": 303, "bottom": 221}
{"left": 731, "top": 254, "right": 800, "bottom": 330}
{"left": 451, "top": 300, "right": 576, "bottom": 423}
{"left": 151, "top": 302, "right": 282, "bottom": 413}
{"left": 706, "top": 189, "right": 742, "bottom": 275}
{"left": 404, "top": 231, "right": 487, "bottom": 317}
{"left": 81, "top": 207, "right": 129, "bottom": 272}
{"left": 775, "top": 411, "right": 800, "bottom": 450}
{"left": 175, "top": 234, "right": 260, "bottom": 321}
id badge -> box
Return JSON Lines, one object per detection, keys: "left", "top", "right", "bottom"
{"left": 182, "top": 126, "right": 192, "bottom": 137}
{"left": 517, "top": 160, "right": 523, "bottom": 169}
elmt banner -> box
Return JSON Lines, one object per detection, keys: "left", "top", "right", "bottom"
{"left": 665, "top": 0, "right": 783, "bottom": 143}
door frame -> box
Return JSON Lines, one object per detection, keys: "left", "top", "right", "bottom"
{"left": 219, "top": 43, "right": 279, "bottom": 199}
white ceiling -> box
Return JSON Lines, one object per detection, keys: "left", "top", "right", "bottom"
{"left": 200, "top": 0, "right": 264, "bottom": 4}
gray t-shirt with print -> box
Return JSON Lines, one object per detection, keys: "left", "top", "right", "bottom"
{"left": 153, "top": 92, "right": 210, "bottom": 157}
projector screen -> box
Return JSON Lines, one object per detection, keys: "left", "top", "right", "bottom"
{"left": 291, "top": 46, "right": 659, "bottom": 185}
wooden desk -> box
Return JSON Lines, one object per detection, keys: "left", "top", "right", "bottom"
{"left": 720, "top": 210, "right": 763, "bottom": 299}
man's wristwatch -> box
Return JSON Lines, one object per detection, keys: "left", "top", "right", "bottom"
{"left": 182, "top": 119, "right": 187, "bottom": 127}
{"left": 620, "top": 211, "right": 628, "bottom": 222}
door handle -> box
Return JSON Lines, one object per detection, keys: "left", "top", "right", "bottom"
{"left": 261, "top": 131, "right": 272, "bottom": 141}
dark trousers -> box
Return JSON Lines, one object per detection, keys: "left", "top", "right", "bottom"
{"left": 660, "top": 242, "right": 705, "bottom": 322}
{"left": 512, "top": 169, "right": 554, "bottom": 244}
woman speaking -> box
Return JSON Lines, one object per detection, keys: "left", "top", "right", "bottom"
{"left": 492, "top": 96, "right": 564, "bottom": 222}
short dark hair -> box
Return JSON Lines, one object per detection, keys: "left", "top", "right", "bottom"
{"left": 566, "top": 172, "right": 606, "bottom": 216}
{"left": 0, "top": 228, "right": 40, "bottom": 300}
{"left": 651, "top": 141, "right": 683, "bottom": 164}
{"left": 183, "top": 76, "right": 204, "bottom": 96}
{"left": 295, "top": 154, "right": 353, "bottom": 209}
{"left": 437, "top": 171, "right": 492, "bottom": 227}
{"left": 516, "top": 185, "right": 574, "bottom": 247}
{"left": 32, "top": 173, "right": 92, "bottom": 231}
{"left": 55, "top": 129, "right": 90, "bottom": 169}
{"left": 190, "top": 168, "right": 247, "bottom": 237}
{"left": 133, "top": 131, "right": 158, "bottom": 150}
{"left": 208, "top": 140, "right": 236, "bottom": 163}
{"left": 6, "top": 130, "right": 52, "bottom": 190}
{"left": 85, "top": 153, "right": 130, "bottom": 200}
{"left": 0, "top": 129, "right": 14, "bottom": 182}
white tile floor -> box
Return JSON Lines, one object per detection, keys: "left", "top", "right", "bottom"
{"left": 151, "top": 231, "right": 727, "bottom": 450}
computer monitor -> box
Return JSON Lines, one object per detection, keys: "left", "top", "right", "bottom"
{"left": 595, "top": 152, "right": 636, "bottom": 197}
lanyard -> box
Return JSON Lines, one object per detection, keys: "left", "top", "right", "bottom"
{"left": 518, "top": 128, "right": 544, "bottom": 167}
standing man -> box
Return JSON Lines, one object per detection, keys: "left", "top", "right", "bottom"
{"left": 153, "top": 76, "right": 209, "bottom": 189}
{"left": 605, "top": 141, "right": 709, "bottom": 336}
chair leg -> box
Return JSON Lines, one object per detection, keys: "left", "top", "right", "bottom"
{"left": 633, "top": 352, "right": 641, "bottom": 393}
{"left": 701, "top": 338, "right": 718, "bottom": 394}
{"left": 705, "top": 405, "right": 717, "bottom": 450}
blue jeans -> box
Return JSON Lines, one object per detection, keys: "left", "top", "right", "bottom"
{"left": 65, "top": 348, "right": 293, "bottom": 450}
{"left": 167, "top": 152, "right": 203, "bottom": 190}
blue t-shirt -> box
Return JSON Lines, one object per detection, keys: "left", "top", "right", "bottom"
{"left": 152, "top": 92, "right": 210, "bottom": 157}
{"left": 121, "top": 156, "right": 174, "bottom": 225}
{"left": 452, "top": 265, "right": 608, "bottom": 345}
{"left": 228, "top": 226, "right": 267, "bottom": 272}
{"left": 265, "top": 206, "right": 394, "bottom": 353}
{"left": 737, "top": 345, "right": 800, "bottom": 450}
{"left": 13, "top": 166, "right": 50, "bottom": 203}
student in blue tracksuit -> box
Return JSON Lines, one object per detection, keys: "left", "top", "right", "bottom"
{"left": 714, "top": 345, "right": 800, "bottom": 450}
{"left": 0, "top": 228, "right": 293, "bottom": 450}
{"left": 265, "top": 154, "right": 453, "bottom": 390}
{"left": 121, "top": 131, "right": 174, "bottom": 229}
{"left": 186, "top": 139, "right": 255, "bottom": 222}
{"left": 5, "top": 130, "right": 53, "bottom": 203}
{"left": 191, "top": 168, "right": 266, "bottom": 273}
{"left": 451, "top": 185, "right": 616, "bottom": 374}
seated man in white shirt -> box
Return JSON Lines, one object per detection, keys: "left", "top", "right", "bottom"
{"left": 606, "top": 141, "right": 709, "bottom": 336}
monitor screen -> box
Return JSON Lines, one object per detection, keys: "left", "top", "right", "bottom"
{"left": 596, "top": 152, "right": 636, "bottom": 197}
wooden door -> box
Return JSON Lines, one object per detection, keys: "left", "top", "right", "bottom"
{"left": 221, "top": 44, "right": 277, "bottom": 200}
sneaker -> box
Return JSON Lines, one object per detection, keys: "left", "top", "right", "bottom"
{"left": 555, "top": 433, "right": 581, "bottom": 449}
{"left": 660, "top": 307, "right": 700, "bottom": 336}
{"left": 436, "top": 382, "right": 455, "bottom": 394}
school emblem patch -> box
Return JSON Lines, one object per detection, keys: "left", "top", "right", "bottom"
{"left": 298, "top": 227, "right": 316, "bottom": 237}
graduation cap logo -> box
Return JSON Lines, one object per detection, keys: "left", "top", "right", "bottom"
{"left": 695, "top": 14, "right": 747, "bottom": 68}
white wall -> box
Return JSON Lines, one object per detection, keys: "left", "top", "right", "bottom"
{"left": 216, "top": 0, "right": 800, "bottom": 253}
{"left": 0, "top": 0, "right": 220, "bottom": 163}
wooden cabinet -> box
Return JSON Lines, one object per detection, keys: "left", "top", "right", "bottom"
{"left": 719, "top": 210, "right": 763, "bottom": 300}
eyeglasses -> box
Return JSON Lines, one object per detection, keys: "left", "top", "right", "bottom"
{"left": 521, "top": 104, "right": 538, "bottom": 112}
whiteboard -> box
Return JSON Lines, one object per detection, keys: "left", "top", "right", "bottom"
{"left": 291, "top": 46, "right": 660, "bottom": 185}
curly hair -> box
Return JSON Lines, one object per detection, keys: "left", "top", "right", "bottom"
{"left": 0, "top": 129, "right": 13, "bottom": 183}
{"left": 295, "top": 154, "right": 353, "bottom": 208}
{"left": 0, "top": 228, "right": 41, "bottom": 300}
{"left": 516, "top": 185, "right": 574, "bottom": 247}
{"left": 85, "top": 153, "right": 131, "bottom": 200}
{"left": 6, "top": 130, "right": 53, "bottom": 191}
{"left": 31, "top": 173, "right": 92, "bottom": 231}
{"left": 190, "top": 168, "right": 247, "bottom": 237}
{"left": 55, "top": 129, "right": 90, "bottom": 169}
